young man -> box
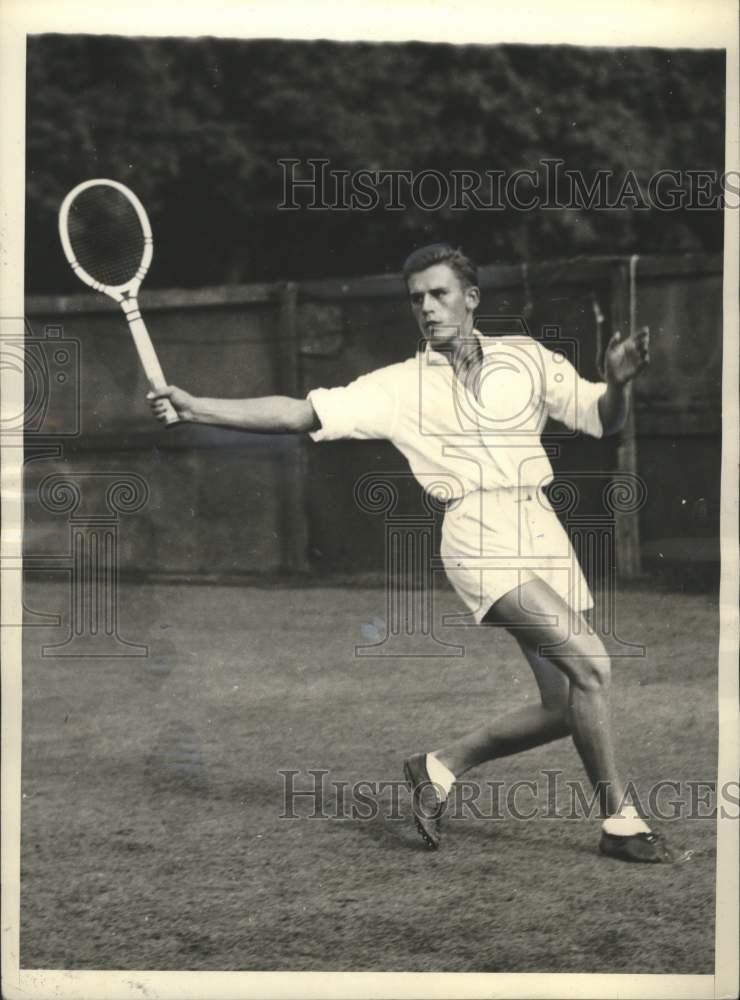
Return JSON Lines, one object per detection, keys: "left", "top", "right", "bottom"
{"left": 150, "top": 243, "right": 672, "bottom": 863}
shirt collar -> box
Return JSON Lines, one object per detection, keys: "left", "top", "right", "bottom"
{"left": 419, "top": 328, "right": 486, "bottom": 361}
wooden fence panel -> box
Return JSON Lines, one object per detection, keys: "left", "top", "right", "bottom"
{"left": 23, "top": 254, "right": 722, "bottom": 583}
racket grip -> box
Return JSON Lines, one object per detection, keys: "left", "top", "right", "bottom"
{"left": 156, "top": 394, "right": 180, "bottom": 427}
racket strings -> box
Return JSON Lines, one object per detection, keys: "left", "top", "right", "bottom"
{"left": 66, "top": 184, "right": 147, "bottom": 287}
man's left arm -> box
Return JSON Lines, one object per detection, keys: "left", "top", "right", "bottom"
{"left": 598, "top": 326, "right": 651, "bottom": 435}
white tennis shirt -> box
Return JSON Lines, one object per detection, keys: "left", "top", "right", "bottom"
{"left": 307, "top": 331, "right": 607, "bottom": 500}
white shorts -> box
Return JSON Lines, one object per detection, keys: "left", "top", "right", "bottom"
{"left": 440, "top": 486, "right": 594, "bottom": 623}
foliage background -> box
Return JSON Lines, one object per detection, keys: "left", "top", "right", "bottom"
{"left": 26, "top": 35, "right": 725, "bottom": 293}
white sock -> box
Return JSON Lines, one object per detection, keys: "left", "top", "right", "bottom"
{"left": 602, "top": 803, "right": 651, "bottom": 836}
{"left": 426, "top": 752, "right": 456, "bottom": 800}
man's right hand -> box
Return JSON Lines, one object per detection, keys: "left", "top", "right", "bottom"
{"left": 148, "top": 386, "right": 197, "bottom": 424}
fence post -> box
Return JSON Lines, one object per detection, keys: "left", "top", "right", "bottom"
{"left": 277, "top": 282, "right": 310, "bottom": 573}
{"left": 609, "top": 259, "right": 642, "bottom": 579}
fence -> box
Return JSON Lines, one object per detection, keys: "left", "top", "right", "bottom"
{"left": 22, "top": 253, "right": 722, "bottom": 587}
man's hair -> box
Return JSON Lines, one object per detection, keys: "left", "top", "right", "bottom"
{"left": 402, "top": 243, "right": 479, "bottom": 290}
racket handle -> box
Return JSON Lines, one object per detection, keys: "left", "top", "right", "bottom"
{"left": 123, "top": 305, "right": 180, "bottom": 426}
{"left": 154, "top": 393, "right": 180, "bottom": 427}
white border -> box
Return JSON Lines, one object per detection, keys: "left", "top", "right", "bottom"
{"left": 1, "top": 0, "right": 736, "bottom": 47}
{"left": 2, "top": 2, "right": 738, "bottom": 999}
{"left": 716, "top": 12, "right": 740, "bottom": 999}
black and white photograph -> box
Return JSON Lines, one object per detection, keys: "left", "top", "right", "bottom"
{"left": 1, "top": 1, "right": 738, "bottom": 998}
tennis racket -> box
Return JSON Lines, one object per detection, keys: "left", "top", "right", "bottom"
{"left": 58, "top": 178, "right": 179, "bottom": 425}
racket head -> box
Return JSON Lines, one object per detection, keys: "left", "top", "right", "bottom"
{"left": 58, "top": 179, "right": 153, "bottom": 300}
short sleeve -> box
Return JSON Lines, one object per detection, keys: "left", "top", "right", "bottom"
{"left": 541, "top": 344, "right": 607, "bottom": 438}
{"left": 307, "top": 367, "right": 398, "bottom": 442}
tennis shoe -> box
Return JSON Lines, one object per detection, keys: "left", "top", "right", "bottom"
{"left": 599, "top": 829, "right": 675, "bottom": 863}
{"left": 403, "top": 752, "right": 446, "bottom": 850}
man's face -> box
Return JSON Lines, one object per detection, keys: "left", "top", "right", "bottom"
{"left": 407, "top": 263, "right": 480, "bottom": 349}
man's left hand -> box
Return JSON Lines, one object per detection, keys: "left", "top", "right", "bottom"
{"left": 603, "top": 326, "right": 650, "bottom": 386}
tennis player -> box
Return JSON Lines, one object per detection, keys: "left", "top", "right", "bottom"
{"left": 149, "top": 243, "right": 672, "bottom": 863}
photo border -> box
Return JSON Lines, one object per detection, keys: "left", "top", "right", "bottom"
{"left": 2, "top": 2, "right": 737, "bottom": 998}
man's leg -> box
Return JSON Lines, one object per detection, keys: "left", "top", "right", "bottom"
{"left": 438, "top": 577, "right": 625, "bottom": 814}
{"left": 405, "top": 577, "right": 673, "bottom": 860}
{"left": 431, "top": 642, "right": 570, "bottom": 775}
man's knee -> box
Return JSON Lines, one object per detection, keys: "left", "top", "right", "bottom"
{"left": 562, "top": 636, "right": 611, "bottom": 693}
{"left": 570, "top": 647, "right": 611, "bottom": 692}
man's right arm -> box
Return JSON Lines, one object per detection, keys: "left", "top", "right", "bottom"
{"left": 148, "top": 386, "right": 320, "bottom": 434}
